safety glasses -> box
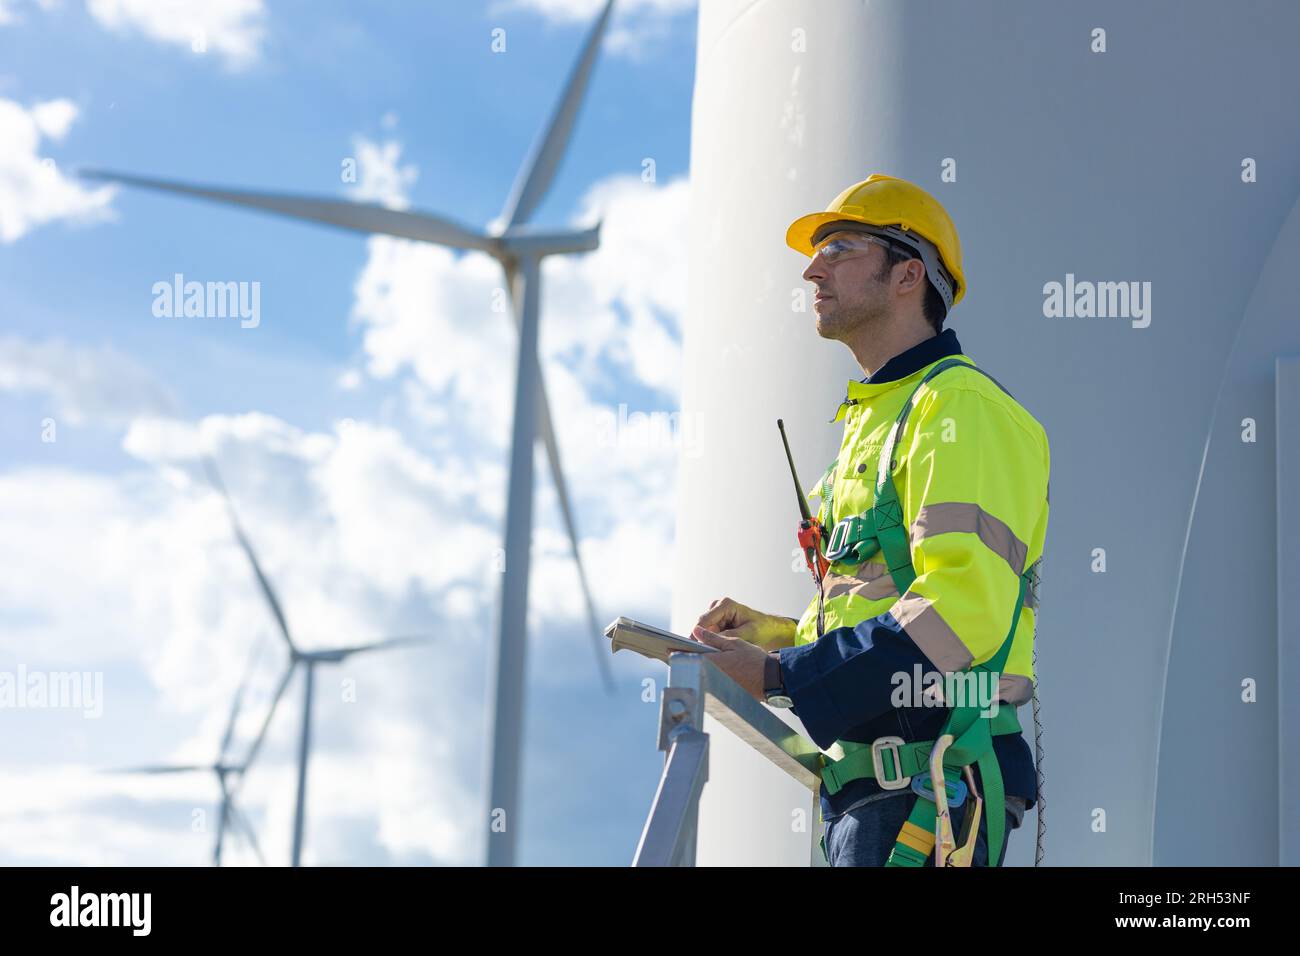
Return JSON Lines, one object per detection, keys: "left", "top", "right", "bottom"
{"left": 812, "top": 230, "right": 911, "bottom": 266}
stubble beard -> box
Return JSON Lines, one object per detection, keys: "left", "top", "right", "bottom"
{"left": 815, "top": 283, "right": 888, "bottom": 344}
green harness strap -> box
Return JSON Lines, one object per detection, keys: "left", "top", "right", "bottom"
{"left": 884, "top": 570, "right": 1028, "bottom": 868}
{"left": 818, "top": 459, "right": 838, "bottom": 532}
{"left": 818, "top": 572, "right": 1029, "bottom": 866}
{"left": 819, "top": 706, "right": 1023, "bottom": 795}
{"left": 872, "top": 358, "right": 993, "bottom": 595}
{"left": 814, "top": 357, "right": 1035, "bottom": 867}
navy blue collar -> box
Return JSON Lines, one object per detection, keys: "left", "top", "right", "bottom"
{"left": 861, "top": 327, "right": 963, "bottom": 384}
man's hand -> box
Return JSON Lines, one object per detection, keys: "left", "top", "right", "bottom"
{"left": 693, "top": 597, "right": 795, "bottom": 650}
{"left": 689, "top": 625, "right": 771, "bottom": 701}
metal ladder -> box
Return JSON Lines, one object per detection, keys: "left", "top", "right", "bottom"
{"left": 632, "top": 651, "right": 824, "bottom": 866}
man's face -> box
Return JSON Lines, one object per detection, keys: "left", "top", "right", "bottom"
{"left": 802, "top": 226, "right": 895, "bottom": 341}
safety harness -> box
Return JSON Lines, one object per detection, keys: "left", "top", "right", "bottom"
{"left": 812, "top": 357, "right": 1041, "bottom": 867}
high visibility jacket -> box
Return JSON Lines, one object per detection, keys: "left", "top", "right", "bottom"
{"left": 776, "top": 328, "right": 1049, "bottom": 818}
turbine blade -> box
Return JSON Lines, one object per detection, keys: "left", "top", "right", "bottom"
{"left": 79, "top": 169, "right": 498, "bottom": 253}
{"left": 105, "top": 764, "right": 210, "bottom": 774}
{"left": 229, "top": 800, "right": 267, "bottom": 866}
{"left": 218, "top": 638, "right": 264, "bottom": 762}
{"left": 240, "top": 663, "right": 295, "bottom": 773}
{"left": 203, "top": 457, "right": 296, "bottom": 655}
{"left": 499, "top": 0, "right": 615, "bottom": 228}
{"left": 536, "top": 384, "right": 616, "bottom": 694}
{"left": 503, "top": 262, "right": 615, "bottom": 693}
{"left": 214, "top": 775, "right": 230, "bottom": 867}
{"left": 329, "top": 636, "right": 434, "bottom": 658}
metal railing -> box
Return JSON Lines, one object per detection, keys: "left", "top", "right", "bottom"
{"left": 632, "top": 651, "right": 823, "bottom": 866}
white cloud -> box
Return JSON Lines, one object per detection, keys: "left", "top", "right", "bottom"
{"left": 545, "top": 174, "right": 689, "bottom": 395}
{"left": 0, "top": 766, "right": 220, "bottom": 866}
{"left": 317, "top": 420, "right": 505, "bottom": 596}
{"left": 85, "top": 0, "right": 266, "bottom": 69}
{"left": 350, "top": 236, "right": 518, "bottom": 437}
{"left": 30, "top": 98, "right": 76, "bottom": 139}
{"left": 501, "top": 0, "right": 695, "bottom": 23}
{"left": 345, "top": 136, "right": 418, "bottom": 211}
{"left": 495, "top": 0, "right": 695, "bottom": 57}
{"left": 0, "top": 0, "right": 57, "bottom": 27}
{"left": 1, "top": 409, "right": 495, "bottom": 865}
{"left": 0, "top": 97, "right": 115, "bottom": 243}
{"left": 0, "top": 335, "right": 176, "bottom": 425}
{"left": 350, "top": 173, "right": 688, "bottom": 420}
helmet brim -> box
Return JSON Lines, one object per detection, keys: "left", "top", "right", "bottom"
{"left": 785, "top": 211, "right": 873, "bottom": 257}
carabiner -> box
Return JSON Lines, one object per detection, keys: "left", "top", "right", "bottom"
{"left": 945, "top": 765, "right": 984, "bottom": 868}
{"left": 930, "top": 734, "right": 957, "bottom": 866}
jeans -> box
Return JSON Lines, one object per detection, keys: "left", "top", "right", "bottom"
{"left": 822, "top": 792, "right": 1021, "bottom": 867}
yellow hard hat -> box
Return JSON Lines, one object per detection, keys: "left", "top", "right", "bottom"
{"left": 786, "top": 173, "right": 966, "bottom": 311}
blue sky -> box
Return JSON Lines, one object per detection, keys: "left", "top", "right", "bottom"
{"left": 1, "top": 0, "right": 700, "bottom": 865}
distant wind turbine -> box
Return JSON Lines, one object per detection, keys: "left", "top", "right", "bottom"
{"left": 203, "top": 456, "right": 432, "bottom": 867}
{"left": 83, "top": 0, "right": 619, "bottom": 867}
{"left": 109, "top": 640, "right": 267, "bottom": 866}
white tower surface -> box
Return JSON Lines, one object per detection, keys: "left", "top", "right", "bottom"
{"left": 671, "top": 0, "right": 1300, "bottom": 866}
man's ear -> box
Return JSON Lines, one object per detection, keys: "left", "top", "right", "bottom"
{"left": 898, "top": 258, "right": 927, "bottom": 293}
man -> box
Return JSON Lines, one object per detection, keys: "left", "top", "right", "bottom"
{"left": 689, "top": 174, "right": 1049, "bottom": 867}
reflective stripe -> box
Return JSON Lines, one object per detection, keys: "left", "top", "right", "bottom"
{"left": 822, "top": 561, "right": 897, "bottom": 603}
{"left": 998, "top": 674, "right": 1033, "bottom": 706}
{"left": 892, "top": 592, "right": 1034, "bottom": 704}
{"left": 911, "top": 501, "right": 1029, "bottom": 577}
{"left": 921, "top": 672, "right": 1033, "bottom": 707}
{"left": 889, "top": 595, "right": 1029, "bottom": 686}
{"left": 888, "top": 594, "right": 972, "bottom": 672}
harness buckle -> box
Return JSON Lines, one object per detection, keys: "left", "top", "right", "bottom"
{"left": 824, "top": 513, "right": 881, "bottom": 564}
{"left": 910, "top": 770, "right": 967, "bottom": 809}
{"left": 870, "top": 736, "right": 911, "bottom": 790}
{"left": 824, "top": 518, "right": 852, "bottom": 561}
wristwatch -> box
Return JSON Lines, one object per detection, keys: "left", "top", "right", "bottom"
{"left": 763, "top": 651, "right": 793, "bottom": 708}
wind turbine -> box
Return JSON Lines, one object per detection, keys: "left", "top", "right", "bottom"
{"left": 109, "top": 641, "right": 268, "bottom": 866}
{"left": 83, "top": 0, "right": 620, "bottom": 867}
{"left": 201, "top": 456, "right": 434, "bottom": 867}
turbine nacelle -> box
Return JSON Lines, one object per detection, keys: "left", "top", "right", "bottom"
{"left": 494, "top": 223, "right": 602, "bottom": 259}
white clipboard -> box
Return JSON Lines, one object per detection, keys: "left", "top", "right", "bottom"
{"left": 604, "top": 616, "right": 718, "bottom": 663}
